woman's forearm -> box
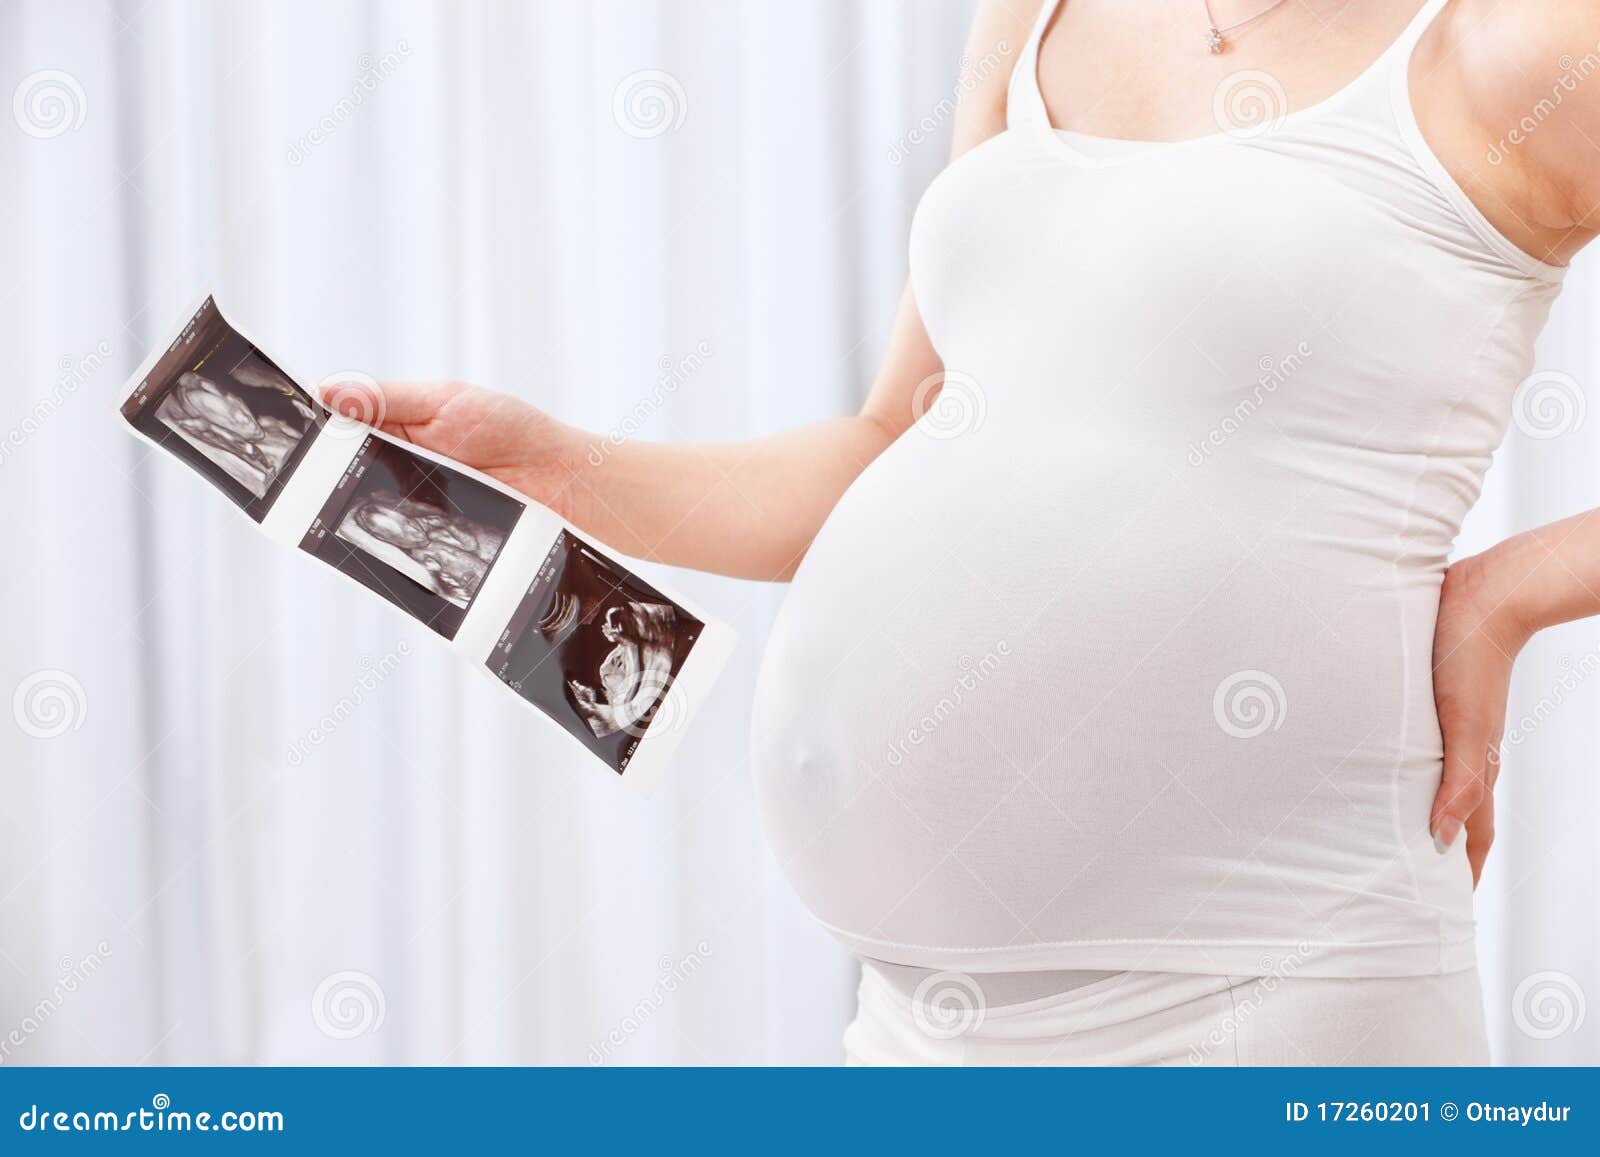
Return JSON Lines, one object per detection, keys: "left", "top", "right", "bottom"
{"left": 342, "top": 292, "right": 937, "bottom": 583}
{"left": 560, "top": 415, "right": 896, "bottom": 581}
{"left": 1462, "top": 509, "right": 1600, "bottom": 644}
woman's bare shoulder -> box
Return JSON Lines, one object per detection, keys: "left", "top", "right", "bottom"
{"left": 948, "top": 0, "right": 1048, "bottom": 157}
{"left": 1424, "top": 0, "right": 1600, "bottom": 259}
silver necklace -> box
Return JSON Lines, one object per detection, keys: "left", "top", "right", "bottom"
{"left": 1201, "top": 0, "right": 1293, "bottom": 53}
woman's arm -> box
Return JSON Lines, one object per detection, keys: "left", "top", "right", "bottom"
{"left": 328, "top": 1, "right": 1036, "bottom": 582}
{"left": 339, "top": 293, "right": 926, "bottom": 583}
{"left": 1432, "top": 515, "right": 1600, "bottom": 878}
{"left": 564, "top": 286, "right": 932, "bottom": 581}
{"left": 1427, "top": 0, "right": 1600, "bottom": 881}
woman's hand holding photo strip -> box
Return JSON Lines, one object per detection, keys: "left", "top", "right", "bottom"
{"left": 117, "top": 294, "right": 734, "bottom": 789}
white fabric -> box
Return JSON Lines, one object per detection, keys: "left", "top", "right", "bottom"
{"left": 754, "top": 0, "right": 1565, "bottom": 979}
{"left": 845, "top": 961, "right": 1490, "bottom": 1066}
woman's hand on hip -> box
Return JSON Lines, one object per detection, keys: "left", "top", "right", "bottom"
{"left": 1430, "top": 548, "right": 1532, "bottom": 885}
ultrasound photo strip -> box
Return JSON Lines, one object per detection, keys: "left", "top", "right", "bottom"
{"left": 117, "top": 293, "right": 736, "bottom": 792}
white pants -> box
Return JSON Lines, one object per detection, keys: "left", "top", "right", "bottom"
{"left": 844, "top": 961, "right": 1490, "bottom": 1066}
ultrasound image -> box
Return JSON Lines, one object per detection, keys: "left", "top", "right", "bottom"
{"left": 488, "top": 531, "right": 703, "bottom": 773}
{"left": 121, "top": 298, "right": 320, "bottom": 520}
{"left": 301, "top": 435, "right": 524, "bottom": 639}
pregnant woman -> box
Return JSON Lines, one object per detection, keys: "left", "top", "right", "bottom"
{"left": 330, "top": 0, "right": 1599, "bottom": 1064}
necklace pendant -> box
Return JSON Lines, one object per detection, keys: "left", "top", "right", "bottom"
{"left": 1206, "top": 26, "right": 1226, "bottom": 53}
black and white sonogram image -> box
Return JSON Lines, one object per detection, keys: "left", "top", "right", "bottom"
{"left": 488, "top": 531, "right": 703, "bottom": 773}
{"left": 301, "top": 435, "right": 524, "bottom": 639}
{"left": 120, "top": 297, "right": 320, "bottom": 520}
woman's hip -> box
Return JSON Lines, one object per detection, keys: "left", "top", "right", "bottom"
{"left": 843, "top": 959, "right": 1489, "bottom": 1066}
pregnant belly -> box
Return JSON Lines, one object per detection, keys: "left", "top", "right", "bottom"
{"left": 750, "top": 422, "right": 1470, "bottom": 971}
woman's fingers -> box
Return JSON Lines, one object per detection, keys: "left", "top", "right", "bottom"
{"left": 1432, "top": 716, "right": 1490, "bottom": 854}
{"left": 317, "top": 378, "right": 458, "bottom": 430}
{"left": 1464, "top": 790, "right": 1495, "bottom": 887}
{"left": 316, "top": 375, "right": 385, "bottom": 423}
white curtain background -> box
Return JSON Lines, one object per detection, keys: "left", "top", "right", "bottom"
{"left": 0, "top": 0, "right": 1594, "bottom": 1066}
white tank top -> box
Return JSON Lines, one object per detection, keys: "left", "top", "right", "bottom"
{"left": 751, "top": 0, "right": 1565, "bottom": 978}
